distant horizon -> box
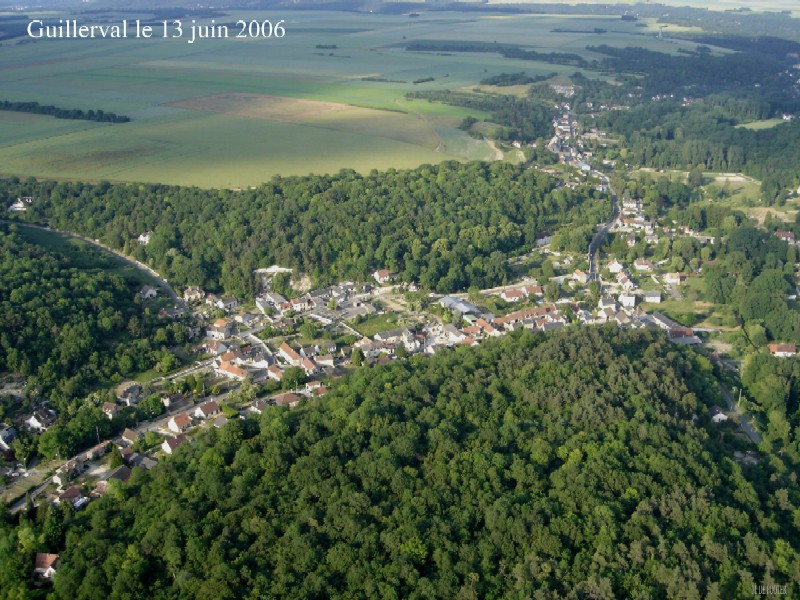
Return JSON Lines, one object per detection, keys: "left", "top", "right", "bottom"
{"left": 3, "top": 0, "right": 797, "bottom": 13}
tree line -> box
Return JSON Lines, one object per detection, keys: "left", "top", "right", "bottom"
{"left": 2, "top": 162, "right": 609, "bottom": 296}
{"left": 0, "top": 100, "right": 130, "bottom": 123}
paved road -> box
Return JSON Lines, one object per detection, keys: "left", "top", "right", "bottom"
{"left": 587, "top": 179, "right": 620, "bottom": 281}
{"left": 718, "top": 383, "right": 762, "bottom": 444}
{"left": 4, "top": 220, "right": 186, "bottom": 310}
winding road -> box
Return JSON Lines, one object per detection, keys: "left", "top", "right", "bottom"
{"left": 4, "top": 220, "right": 186, "bottom": 309}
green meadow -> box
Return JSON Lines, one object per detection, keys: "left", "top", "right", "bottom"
{"left": 0, "top": 10, "right": 690, "bottom": 187}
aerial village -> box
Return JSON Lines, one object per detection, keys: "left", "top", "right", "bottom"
{"left": 3, "top": 95, "right": 794, "bottom": 529}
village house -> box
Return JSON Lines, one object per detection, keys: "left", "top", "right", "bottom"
{"left": 776, "top": 230, "right": 796, "bottom": 244}
{"left": 641, "top": 290, "right": 662, "bottom": 304}
{"left": 279, "top": 342, "right": 302, "bottom": 366}
{"left": 122, "top": 428, "right": 141, "bottom": 446}
{"left": 195, "top": 400, "right": 221, "bottom": 419}
{"left": 168, "top": 413, "right": 192, "bottom": 434}
{"left": 234, "top": 311, "right": 259, "bottom": 326}
{"left": 204, "top": 339, "right": 229, "bottom": 355}
{"left": 162, "top": 434, "right": 187, "bottom": 455}
{"left": 664, "top": 272, "right": 686, "bottom": 286}
{"left": 301, "top": 357, "right": 319, "bottom": 376}
{"left": 25, "top": 408, "right": 57, "bottom": 433}
{"left": 522, "top": 284, "right": 543, "bottom": 297}
{"left": 618, "top": 293, "right": 637, "bottom": 309}
{"left": 207, "top": 319, "right": 234, "bottom": 341}
{"left": 82, "top": 441, "right": 108, "bottom": 462}
{"left": 56, "top": 486, "right": 87, "bottom": 509}
{"left": 8, "top": 198, "right": 29, "bottom": 212}
{"left": 617, "top": 273, "right": 636, "bottom": 291}
{"left": 216, "top": 361, "right": 249, "bottom": 380}
{"left": 53, "top": 459, "right": 83, "bottom": 487}
{"left": 139, "top": 285, "right": 158, "bottom": 300}
{"left": 768, "top": 343, "right": 797, "bottom": 358}
{"left": 101, "top": 402, "right": 119, "bottom": 420}
{"left": 116, "top": 381, "right": 142, "bottom": 406}
{"left": 709, "top": 406, "right": 729, "bottom": 424}
{"left": 572, "top": 270, "right": 589, "bottom": 285}
{"left": 33, "top": 553, "right": 59, "bottom": 579}
{"left": 267, "top": 364, "right": 284, "bottom": 382}
{"left": 274, "top": 392, "right": 301, "bottom": 408}
{"left": 634, "top": 258, "right": 654, "bottom": 272}
{"left": 217, "top": 295, "right": 239, "bottom": 311}
{"left": 500, "top": 288, "right": 525, "bottom": 303}
{"left": 0, "top": 423, "right": 16, "bottom": 451}
{"left": 183, "top": 286, "right": 205, "bottom": 303}
{"left": 373, "top": 269, "right": 394, "bottom": 285}
{"left": 608, "top": 259, "right": 625, "bottom": 274}
{"left": 205, "top": 293, "right": 220, "bottom": 307}
{"left": 317, "top": 354, "right": 335, "bottom": 368}
{"left": 442, "top": 324, "right": 467, "bottom": 344}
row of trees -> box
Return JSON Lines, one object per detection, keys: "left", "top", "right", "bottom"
{"left": 3, "top": 328, "right": 796, "bottom": 598}
{"left": 0, "top": 100, "right": 130, "bottom": 123}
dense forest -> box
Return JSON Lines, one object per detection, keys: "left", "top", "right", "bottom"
{"left": 0, "top": 100, "right": 130, "bottom": 123}
{"left": 478, "top": 72, "right": 556, "bottom": 87}
{"left": 2, "top": 162, "right": 609, "bottom": 296}
{"left": 594, "top": 102, "right": 800, "bottom": 202}
{"left": 406, "top": 91, "right": 555, "bottom": 142}
{"left": 405, "top": 40, "right": 589, "bottom": 68}
{"left": 590, "top": 42, "right": 799, "bottom": 110}
{"left": 0, "top": 224, "right": 187, "bottom": 458}
{"left": 3, "top": 328, "right": 798, "bottom": 598}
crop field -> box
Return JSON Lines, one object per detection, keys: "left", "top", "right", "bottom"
{"left": 0, "top": 9, "right": 692, "bottom": 187}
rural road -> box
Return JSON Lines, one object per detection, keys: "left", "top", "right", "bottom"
{"left": 718, "top": 383, "right": 762, "bottom": 445}
{"left": 587, "top": 178, "right": 620, "bottom": 281}
{"left": 4, "top": 220, "right": 186, "bottom": 310}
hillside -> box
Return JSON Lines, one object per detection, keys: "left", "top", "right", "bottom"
{"left": 3, "top": 327, "right": 797, "bottom": 598}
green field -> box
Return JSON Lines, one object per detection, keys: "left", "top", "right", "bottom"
{"left": 735, "top": 118, "right": 788, "bottom": 130}
{"left": 0, "top": 9, "right": 694, "bottom": 186}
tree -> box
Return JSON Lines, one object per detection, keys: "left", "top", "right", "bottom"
{"left": 544, "top": 281, "right": 560, "bottom": 303}
{"left": 282, "top": 367, "right": 305, "bottom": 390}
{"left": 108, "top": 445, "right": 124, "bottom": 468}
{"left": 352, "top": 348, "right": 364, "bottom": 367}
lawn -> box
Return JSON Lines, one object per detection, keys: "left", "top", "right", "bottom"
{"left": 352, "top": 313, "right": 403, "bottom": 337}
{"left": 735, "top": 118, "right": 787, "bottom": 130}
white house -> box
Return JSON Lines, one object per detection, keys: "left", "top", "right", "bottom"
{"left": 373, "top": 269, "right": 394, "bottom": 285}
{"left": 168, "top": 413, "right": 191, "bottom": 434}
{"left": 608, "top": 260, "right": 624, "bottom": 274}
{"left": 641, "top": 290, "right": 661, "bottom": 304}
{"left": 139, "top": 285, "right": 158, "bottom": 300}
{"left": 162, "top": 434, "right": 187, "bottom": 455}
{"left": 709, "top": 406, "right": 729, "bottom": 424}
{"left": 618, "top": 294, "right": 637, "bottom": 308}
{"left": 769, "top": 343, "right": 797, "bottom": 358}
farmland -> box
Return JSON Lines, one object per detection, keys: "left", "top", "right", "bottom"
{"left": 0, "top": 9, "right": 693, "bottom": 187}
